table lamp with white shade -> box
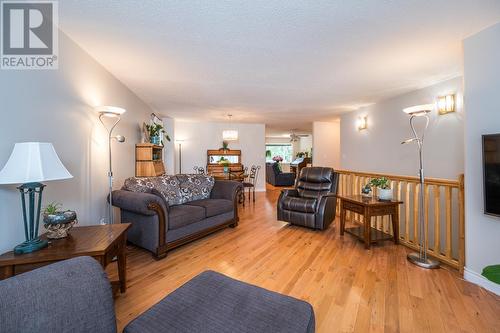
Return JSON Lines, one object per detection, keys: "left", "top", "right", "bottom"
{"left": 0, "top": 142, "right": 73, "bottom": 254}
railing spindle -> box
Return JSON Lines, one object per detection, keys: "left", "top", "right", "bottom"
{"left": 445, "top": 187, "right": 452, "bottom": 258}
{"left": 434, "top": 186, "right": 441, "bottom": 254}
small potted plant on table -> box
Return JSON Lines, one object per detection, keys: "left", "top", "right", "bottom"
{"left": 42, "top": 202, "right": 77, "bottom": 239}
{"left": 369, "top": 177, "right": 393, "bottom": 201}
{"left": 218, "top": 157, "right": 231, "bottom": 173}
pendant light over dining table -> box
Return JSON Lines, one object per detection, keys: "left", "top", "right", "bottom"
{"left": 222, "top": 114, "right": 238, "bottom": 141}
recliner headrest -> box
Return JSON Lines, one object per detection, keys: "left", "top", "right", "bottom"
{"left": 298, "top": 167, "right": 334, "bottom": 183}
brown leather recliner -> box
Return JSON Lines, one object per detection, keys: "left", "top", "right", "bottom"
{"left": 277, "top": 167, "right": 339, "bottom": 230}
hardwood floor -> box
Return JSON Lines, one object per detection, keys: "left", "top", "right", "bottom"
{"left": 110, "top": 187, "right": 500, "bottom": 333}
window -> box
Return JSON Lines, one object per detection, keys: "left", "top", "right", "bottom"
{"left": 266, "top": 144, "right": 293, "bottom": 163}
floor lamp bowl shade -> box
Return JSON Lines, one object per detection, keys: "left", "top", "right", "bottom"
{"left": 0, "top": 142, "right": 73, "bottom": 254}
{"left": 0, "top": 142, "right": 73, "bottom": 184}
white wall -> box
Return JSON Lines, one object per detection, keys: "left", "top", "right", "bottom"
{"left": 340, "top": 77, "right": 464, "bottom": 179}
{"left": 463, "top": 22, "right": 500, "bottom": 295}
{"left": 162, "top": 117, "right": 176, "bottom": 175}
{"left": 299, "top": 135, "right": 313, "bottom": 155}
{"left": 313, "top": 121, "right": 341, "bottom": 168}
{"left": 0, "top": 32, "right": 152, "bottom": 253}
{"left": 175, "top": 121, "right": 266, "bottom": 191}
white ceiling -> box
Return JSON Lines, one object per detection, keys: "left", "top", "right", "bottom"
{"left": 60, "top": 1, "right": 500, "bottom": 136}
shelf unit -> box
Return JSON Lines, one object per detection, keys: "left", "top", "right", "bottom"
{"left": 135, "top": 143, "right": 165, "bottom": 177}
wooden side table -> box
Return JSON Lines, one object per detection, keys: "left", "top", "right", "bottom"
{"left": 0, "top": 224, "right": 131, "bottom": 293}
{"left": 339, "top": 195, "right": 403, "bottom": 249}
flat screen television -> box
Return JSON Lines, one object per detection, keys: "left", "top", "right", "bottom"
{"left": 483, "top": 134, "right": 500, "bottom": 217}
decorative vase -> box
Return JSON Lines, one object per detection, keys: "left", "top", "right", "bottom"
{"left": 378, "top": 188, "right": 393, "bottom": 201}
{"left": 43, "top": 211, "right": 77, "bottom": 239}
{"left": 361, "top": 185, "right": 372, "bottom": 197}
{"left": 150, "top": 135, "right": 160, "bottom": 145}
{"left": 223, "top": 166, "right": 229, "bottom": 173}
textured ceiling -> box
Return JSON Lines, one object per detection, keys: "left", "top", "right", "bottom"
{"left": 59, "top": 0, "right": 500, "bottom": 135}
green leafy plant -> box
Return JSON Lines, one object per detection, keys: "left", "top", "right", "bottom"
{"left": 144, "top": 122, "right": 171, "bottom": 143}
{"left": 296, "top": 152, "right": 305, "bottom": 158}
{"left": 369, "top": 177, "right": 391, "bottom": 189}
{"left": 220, "top": 141, "right": 229, "bottom": 151}
{"left": 43, "top": 202, "right": 62, "bottom": 215}
{"left": 266, "top": 149, "right": 272, "bottom": 158}
{"left": 218, "top": 156, "right": 230, "bottom": 166}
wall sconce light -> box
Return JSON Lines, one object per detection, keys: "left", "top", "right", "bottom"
{"left": 357, "top": 116, "right": 368, "bottom": 131}
{"left": 437, "top": 94, "right": 455, "bottom": 115}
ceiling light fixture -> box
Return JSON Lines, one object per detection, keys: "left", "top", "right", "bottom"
{"left": 222, "top": 114, "right": 238, "bottom": 141}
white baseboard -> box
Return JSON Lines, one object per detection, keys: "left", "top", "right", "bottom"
{"left": 464, "top": 267, "right": 500, "bottom": 296}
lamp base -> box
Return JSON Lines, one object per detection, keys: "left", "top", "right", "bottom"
{"left": 407, "top": 252, "right": 440, "bottom": 269}
{"left": 14, "top": 238, "right": 48, "bottom": 254}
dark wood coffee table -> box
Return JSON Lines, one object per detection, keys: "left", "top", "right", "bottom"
{"left": 0, "top": 224, "right": 131, "bottom": 293}
{"left": 339, "top": 195, "right": 403, "bottom": 249}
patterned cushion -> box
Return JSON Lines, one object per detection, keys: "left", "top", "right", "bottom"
{"left": 177, "top": 174, "right": 215, "bottom": 203}
{"left": 281, "top": 196, "right": 317, "bottom": 213}
{"left": 122, "top": 174, "right": 215, "bottom": 206}
{"left": 154, "top": 175, "right": 184, "bottom": 206}
{"left": 123, "top": 177, "right": 156, "bottom": 193}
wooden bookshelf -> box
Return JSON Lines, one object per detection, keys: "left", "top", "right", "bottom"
{"left": 135, "top": 143, "right": 165, "bottom": 177}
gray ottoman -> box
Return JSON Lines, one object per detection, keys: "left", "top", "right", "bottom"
{"left": 124, "top": 270, "right": 315, "bottom": 333}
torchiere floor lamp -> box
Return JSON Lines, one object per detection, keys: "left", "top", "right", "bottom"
{"left": 95, "top": 106, "right": 126, "bottom": 225}
{"left": 176, "top": 139, "right": 184, "bottom": 174}
{"left": 402, "top": 104, "right": 440, "bottom": 269}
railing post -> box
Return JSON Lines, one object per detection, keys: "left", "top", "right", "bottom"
{"left": 458, "top": 174, "right": 465, "bottom": 275}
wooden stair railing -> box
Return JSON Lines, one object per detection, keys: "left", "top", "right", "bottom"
{"left": 335, "top": 170, "right": 465, "bottom": 273}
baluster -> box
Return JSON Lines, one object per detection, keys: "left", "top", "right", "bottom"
{"left": 434, "top": 186, "right": 441, "bottom": 254}
{"left": 413, "top": 183, "right": 419, "bottom": 244}
{"left": 424, "top": 184, "right": 430, "bottom": 250}
{"left": 445, "top": 187, "right": 452, "bottom": 258}
{"left": 405, "top": 182, "right": 411, "bottom": 242}
{"left": 458, "top": 174, "right": 465, "bottom": 274}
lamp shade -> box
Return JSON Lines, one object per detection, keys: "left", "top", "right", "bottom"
{"left": 0, "top": 142, "right": 73, "bottom": 184}
{"left": 95, "top": 106, "right": 126, "bottom": 117}
{"left": 402, "top": 104, "right": 433, "bottom": 116}
{"left": 222, "top": 130, "right": 238, "bottom": 141}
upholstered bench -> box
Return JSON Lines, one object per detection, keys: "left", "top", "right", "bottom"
{"left": 125, "top": 270, "right": 315, "bottom": 333}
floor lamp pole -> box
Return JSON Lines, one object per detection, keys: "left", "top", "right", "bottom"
{"left": 404, "top": 114, "right": 440, "bottom": 269}
{"left": 178, "top": 142, "right": 182, "bottom": 174}
{"left": 99, "top": 113, "right": 121, "bottom": 225}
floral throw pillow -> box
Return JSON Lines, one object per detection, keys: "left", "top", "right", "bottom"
{"left": 154, "top": 175, "right": 184, "bottom": 206}
{"left": 123, "top": 176, "right": 184, "bottom": 206}
{"left": 122, "top": 177, "right": 156, "bottom": 193}
{"left": 177, "top": 174, "right": 215, "bottom": 203}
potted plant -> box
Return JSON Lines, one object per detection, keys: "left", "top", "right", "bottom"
{"left": 42, "top": 202, "right": 77, "bottom": 239}
{"left": 272, "top": 155, "right": 283, "bottom": 171}
{"left": 144, "top": 122, "right": 171, "bottom": 146}
{"left": 220, "top": 141, "right": 230, "bottom": 152}
{"left": 218, "top": 157, "right": 231, "bottom": 173}
{"left": 266, "top": 150, "right": 272, "bottom": 159}
{"left": 369, "top": 177, "right": 392, "bottom": 201}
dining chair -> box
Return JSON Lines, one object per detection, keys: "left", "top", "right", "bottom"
{"left": 243, "top": 165, "right": 260, "bottom": 203}
{"left": 193, "top": 166, "right": 206, "bottom": 174}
